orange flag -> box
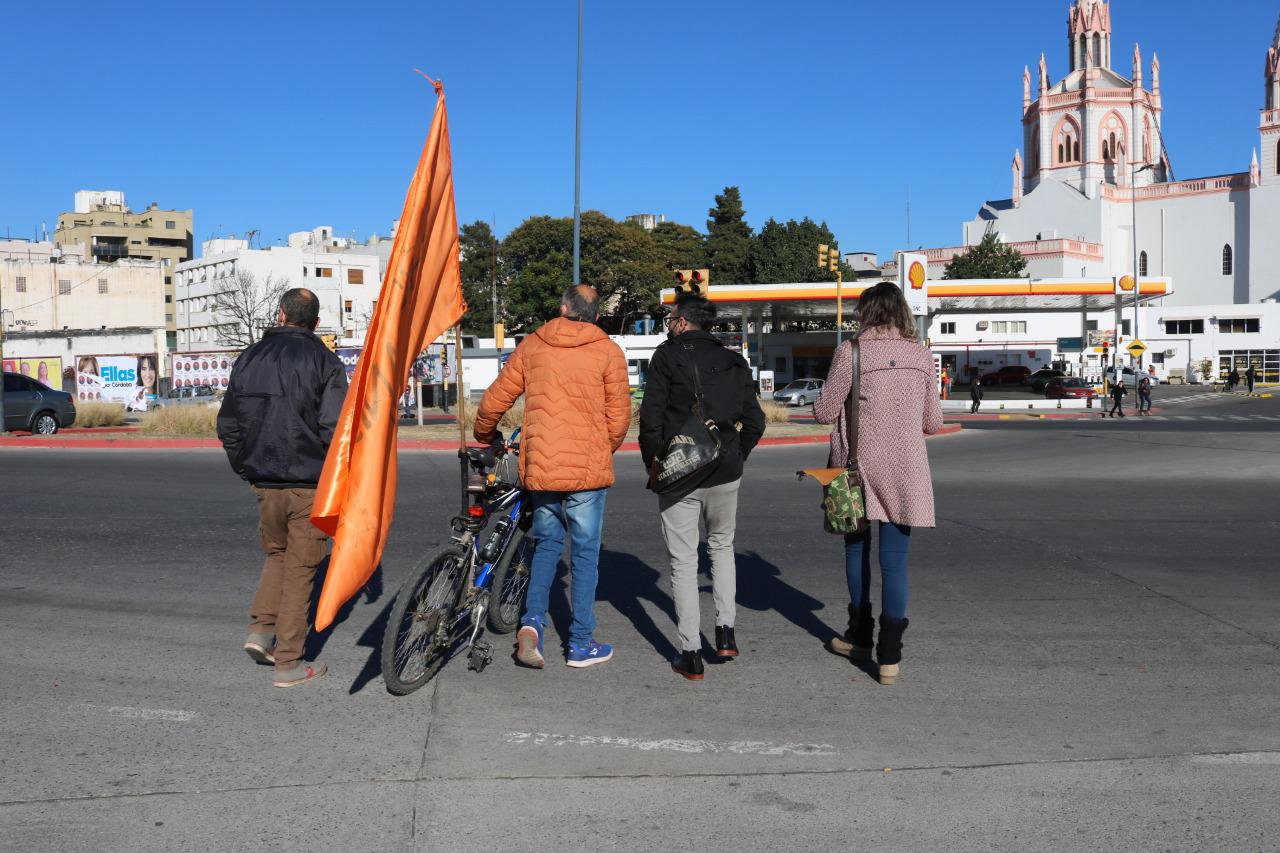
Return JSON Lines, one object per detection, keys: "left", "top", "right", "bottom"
{"left": 311, "top": 77, "right": 466, "bottom": 631}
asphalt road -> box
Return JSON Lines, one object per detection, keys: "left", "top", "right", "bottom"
{"left": 1, "top": 399, "right": 1278, "bottom": 852}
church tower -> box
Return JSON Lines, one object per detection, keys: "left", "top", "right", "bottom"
{"left": 1261, "top": 17, "right": 1280, "bottom": 184}
{"left": 1020, "top": 0, "right": 1167, "bottom": 199}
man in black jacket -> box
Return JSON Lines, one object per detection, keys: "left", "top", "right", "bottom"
{"left": 217, "top": 288, "right": 348, "bottom": 688}
{"left": 639, "top": 294, "right": 766, "bottom": 681}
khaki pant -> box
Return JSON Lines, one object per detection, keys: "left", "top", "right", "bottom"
{"left": 248, "top": 487, "right": 327, "bottom": 669}
{"left": 658, "top": 479, "right": 740, "bottom": 652}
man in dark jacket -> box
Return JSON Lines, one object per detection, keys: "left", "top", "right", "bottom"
{"left": 639, "top": 294, "right": 766, "bottom": 681}
{"left": 969, "top": 377, "right": 984, "bottom": 414}
{"left": 217, "top": 288, "right": 348, "bottom": 688}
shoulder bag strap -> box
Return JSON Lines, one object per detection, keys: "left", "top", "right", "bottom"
{"left": 846, "top": 339, "right": 861, "bottom": 471}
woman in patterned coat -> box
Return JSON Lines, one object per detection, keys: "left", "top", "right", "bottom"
{"left": 813, "top": 282, "right": 944, "bottom": 685}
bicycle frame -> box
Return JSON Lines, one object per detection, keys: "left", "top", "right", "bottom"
{"left": 448, "top": 430, "right": 525, "bottom": 662}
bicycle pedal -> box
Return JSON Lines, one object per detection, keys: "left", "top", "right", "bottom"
{"left": 468, "top": 641, "right": 494, "bottom": 672}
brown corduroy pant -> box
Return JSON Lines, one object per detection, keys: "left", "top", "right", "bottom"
{"left": 247, "top": 487, "right": 328, "bottom": 669}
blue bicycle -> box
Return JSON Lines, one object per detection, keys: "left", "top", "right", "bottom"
{"left": 381, "top": 429, "right": 531, "bottom": 695}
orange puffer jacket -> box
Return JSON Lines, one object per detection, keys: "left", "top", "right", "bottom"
{"left": 474, "top": 317, "right": 631, "bottom": 492}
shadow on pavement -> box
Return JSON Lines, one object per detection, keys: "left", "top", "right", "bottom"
{"left": 346, "top": 596, "right": 395, "bottom": 695}
{"left": 598, "top": 549, "right": 678, "bottom": 662}
{"left": 736, "top": 550, "right": 837, "bottom": 646}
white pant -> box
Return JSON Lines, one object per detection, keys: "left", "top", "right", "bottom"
{"left": 658, "top": 479, "right": 741, "bottom": 652}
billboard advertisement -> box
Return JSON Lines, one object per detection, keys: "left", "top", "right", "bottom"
{"left": 897, "top": 252, "right": 930, "bottom": 317}
{"left": 170, "top": 352, "right": 237, "bottom": 392}
{"left": 75, "top": 354, "right": 159, "bottom": 411}
{"left": 2, "top": 356, "right": 63, "bottom": 389}
{"left": 337, "top": 347, "right": 361, "bottom": 381}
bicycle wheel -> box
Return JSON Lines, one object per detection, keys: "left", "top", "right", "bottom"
{"left": 487, "top": 527, "right": 533, "bottom": 634}
{"left": 382, "top": 544, "right": 469, "bottom": 695}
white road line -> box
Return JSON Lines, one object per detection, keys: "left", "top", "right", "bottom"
{"left": 504, "top": 731, "right": 839, "bottom": 757}
{"left": 1191, "top": 752, "right": 1280, "bottom": 765}
{"left": 76, "top": 703, "right": 199, "bottom": 723}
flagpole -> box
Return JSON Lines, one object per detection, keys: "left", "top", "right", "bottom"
{"left": 455, "top": 325, "right": 466, "bottom": 451}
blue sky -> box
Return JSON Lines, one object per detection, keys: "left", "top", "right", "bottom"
{"left": 2, "top": 1, "right": 1277, "bottom": 260}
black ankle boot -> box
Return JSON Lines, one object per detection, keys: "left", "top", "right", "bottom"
{"left": 672, "top": 649, "right": 704, "bottom": 681}
{"left": 714, "top": 625, "right": 738, "bottom": 659}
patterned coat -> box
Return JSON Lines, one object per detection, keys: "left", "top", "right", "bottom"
{"left": 813, "top": 327, "right": 944, "bottom": 528}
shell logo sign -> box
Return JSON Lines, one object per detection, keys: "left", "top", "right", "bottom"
{"left": 908, "top": 261, "right": 927, "bottom": 290}
{"left": 1118, "top": 275, "right": 1136, "bottom": 292}
{"left": 897, "top": 252, "right": 929, "bottom": 315}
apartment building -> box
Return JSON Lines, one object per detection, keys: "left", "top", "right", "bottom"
{"left": 54, "top": 190, "right": 193, "bottom": 348}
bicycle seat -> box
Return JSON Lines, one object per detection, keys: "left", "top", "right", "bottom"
{"left": 465, "top": 446, "right": 496, "bottom": 468}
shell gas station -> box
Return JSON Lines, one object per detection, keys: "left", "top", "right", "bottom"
{"left": 659, "top": 255, "right": 1173, "bottom": 389}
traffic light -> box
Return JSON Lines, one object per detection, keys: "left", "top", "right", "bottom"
{"left": 829, "top": 247, "right": 839, "bottom": 272}
{"left": 674, "top": 268, "right": 710, "bottom": 297}
{"left": 818, "top": 244, "right": 829, "bottom": 269}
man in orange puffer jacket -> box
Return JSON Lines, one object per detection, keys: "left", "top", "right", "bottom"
{"left": 474, "top": 285, "right": 631, "bottom": 670}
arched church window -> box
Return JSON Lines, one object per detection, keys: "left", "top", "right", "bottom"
{"left": 1102, "top": 139, "right": 1110, "bottom": 160}
{"left": 1138, "top": 251, "right": 1148, "bottom": 276}
{"left": 1073, "top": 139, "right": 1081, "bottom": 162}
{"left": 1058, "top": 143, "right": 1065, "bottom": 163}
{"left": 1092, "top": 34, "right": 1101, "bottom": 66}
{"left": 1109, "top": 132, "right": 1117, "bottom": 161}
{"left": 1222, "top": 245, "right": 1233, "bottom": 276}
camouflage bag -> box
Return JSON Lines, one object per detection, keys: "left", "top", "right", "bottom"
{"left": 797, "top": 340, "right": 869, "bottom": 535}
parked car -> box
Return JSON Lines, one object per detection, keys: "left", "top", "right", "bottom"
{"left": 979, "top": 366, "right": 1032, "bottom": 385}
{"left": 1044, "top": 377, "right": 1098, "bottom": 399}
{"left": 1116, "top": 367, "right": 1163, "bottom": 387}
{"left": 1025, "top": 368, "right": 1067, "bottom": 392}
{"left": 153, "top": 384, "right": 219, "bottom": 408}
{"left": 773, "top": 378, "right": 824, "bottom": 406}
{"left": 2, "top": 371, "right": 77, "bottom": 434}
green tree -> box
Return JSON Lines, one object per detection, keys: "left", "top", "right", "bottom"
{"left": 942, "top": 232, "right": 1027, "bottom": 279}
{"left": 500, "top": 215, "right": 573, "bottom": 331}
{"left": 749, "top": 217, "right": 841, "bottom": 284}
{"left": 459, "top": 220, "right": 496, "bottom": 334}
{"left": 705, "top": 186, "right": 753, "bottom": 285}
{"left": 498, "top": 211, "right": 668, "bottom": 333}
{"left": 650, "top": 221, "right": 706, "bottom": 272}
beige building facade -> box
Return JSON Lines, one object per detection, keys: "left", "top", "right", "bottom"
{"left": 54, "top": 190, "right": 193, "bottom": 346}
{"left": 1, "top": 240, "right": 167, "bottom": 373}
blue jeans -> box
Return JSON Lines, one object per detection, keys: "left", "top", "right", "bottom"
{"left": 523, "top": 488, "right": 608, "bottom": 645}
{"left": 843, "top": 522, "right": 911, "bottom": 620}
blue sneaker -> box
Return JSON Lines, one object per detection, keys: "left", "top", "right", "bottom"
{"left": 516, "top": 616, "right": 544, "bottom": 669}
{"left": 566, "top": 640, "right": 613, "bottom": 668}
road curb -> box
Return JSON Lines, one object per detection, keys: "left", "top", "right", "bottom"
{"left": 0, "top": 424, "right": 963, "bottom": 452}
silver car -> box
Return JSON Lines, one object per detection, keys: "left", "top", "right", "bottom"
{"left": 153, "top": 384, "right": 220, "bottom": 408}
{"left": 773, "top": 378, "right": 825, "bottom": 406}
{"left": 2, "top": 372, "right": 77, "bottom": 434}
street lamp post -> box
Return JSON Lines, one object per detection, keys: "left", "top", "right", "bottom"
{"left": 1130, "top": 97, "right": 1155, "bottom": 376}
{"left": 572, "top": 0, "right": 583, "bottom": 285}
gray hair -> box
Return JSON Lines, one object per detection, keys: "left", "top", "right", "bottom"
{"left": 561, "top": 284, "right": 599, "bottom": 322}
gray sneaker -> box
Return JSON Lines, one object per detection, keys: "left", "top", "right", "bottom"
{"left": 273, "top": 660, "right": 328, "bottom": 688}
{"left": 243, "top": 632, "right": 276, "bottom": 665}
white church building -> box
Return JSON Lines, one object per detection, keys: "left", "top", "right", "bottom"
{"left": 955, "top": 0, "right": 1280, "bottom": 306}
{"left": 904, "top": 0, "right": 1280, "bottom": 383}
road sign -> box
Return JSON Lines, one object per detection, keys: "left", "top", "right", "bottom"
{"left": 1126, "top": 339, "right": 1147, "bottom": 358}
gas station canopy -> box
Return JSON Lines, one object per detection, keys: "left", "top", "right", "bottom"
{"left": 660, "top": 277, "right": 1173, "bottom": 316}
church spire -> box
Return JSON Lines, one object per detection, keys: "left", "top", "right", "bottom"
{"left": 1039, "top": 53, "right": 1049, "bottom": 96}
{"left": 1068, "top": 0, "right": 1112, "bottom": 71}
{"left": 1132, "top": 43, "right": 1143, "bottom": 86}
{"left": 1266, "top": 15, "right": 1280, "bottom": 111}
